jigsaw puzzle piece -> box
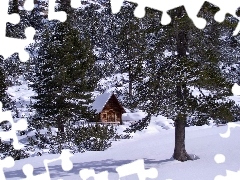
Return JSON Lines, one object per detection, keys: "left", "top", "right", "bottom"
{"left": 206, "top": 0, "right": 240, "bottom": 22}
{"left": 214, "top": 170, "right": 240, "bottom": 180}
{"left": 0, "top": 101, "right": 28, "bottom": 149}
{"left": 214, "top": 153, "right": 240, "bottom": 180}
{"left": 0, "top": 156, "right": 15, "bottom": 180}
{"left": 21, "top": 149, "right": 73, "bottom": 180}
{"left": 48, "top": 0, "right": 81, "bottom": 22}
{"left": 116, "top": 159, "right": 158, "bottom": 180}
{"left": 21, "top": 163, "right": 50, "bottom": 180}
{"left": 0, "top": 27, "right": 35, "bottom": 62}
{"left": 207, "top": 0, "right": 240, "bottom": 35}
{"left": 219, "top": 122, "right": 240, "bottom": 138}
{"left": 79, "top": 169, "right": 109, "bottom": 180}
{"left": 59, "top": 149, "right": 74, "bottom": 171}
{"left": 214, "top": 129, "right": 240, "bottom": 180}
{"left": 197, "top": 1, "right": 239, "bottom": 34}
{"left": 110, "top": 0, "right": 206, "bottom": 28}
{"left": 111, "top": 0, "right": 180, "bottom": 25}
{"left": 0, "top": 0, "right": 36, "bottom": 62}
{"left": 48, "top": 0, "right": 67, "bottom": 22}
{"left": 0, "top": 0, "right": 20, "bottom": 38}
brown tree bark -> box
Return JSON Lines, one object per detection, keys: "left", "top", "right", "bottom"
{"left": 173, "top": 114, "right": 192, "bottom": 161}
{"left": 172, "top": 8, "right": 192, "bottom": 161}
{"left": 128, "top": 62, "right": 133, "bottom": 98}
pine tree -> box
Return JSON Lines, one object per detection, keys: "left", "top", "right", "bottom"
{"left": 110, "top": 3, "right": 148, "bottom": 109}
{"left": 124, "top": 2, "right": 239, "bottom": 161}
{"left": 29, "top": 15, "right": 99, "bottom": 133}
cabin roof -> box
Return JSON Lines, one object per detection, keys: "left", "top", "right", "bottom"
{"left": 91, "top": 92, "right": 113, "bottom": 113}
{"left": 91, "top": 92, "right": 126, "bottom": 113}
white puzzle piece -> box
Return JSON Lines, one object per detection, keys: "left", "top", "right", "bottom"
{"left": 110, "top": 0, "right": 240, "bottom": 34}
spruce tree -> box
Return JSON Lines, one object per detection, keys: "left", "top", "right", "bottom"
{"left": 30, "top": 17, "right": 99, "bottom": 133}
{"left": 124, "top": 2, "right": 239, "bottom": 161}
{"left": 109, "top": 3, "right": 149, "bottom": 110}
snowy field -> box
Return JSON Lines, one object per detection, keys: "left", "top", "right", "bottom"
{"left": 2, "top": 121, "right": 240, "bottom": 180}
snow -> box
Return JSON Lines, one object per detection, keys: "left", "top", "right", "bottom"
{"left": 122, "top": 110, "right": 147, "bottom": 121}
{"left": 122, "top": 111, "right": 174, "bottom": 131}
{"left": 229, "top": 95, "right": 240, "bottom": 105}
{"left": 190, "top": 86, "right": 211, "bottom": 97}
{"left": 96, "top": 73, "right": 129, "bottom": 94}
{"left": 6, "top": 75, "right": 36, "bottom": 119}
{"left": 2, "top": 121, "right": 240, "bottom": 180}
{"left": 91, "top": 92, "right": 113, "bottom": 113}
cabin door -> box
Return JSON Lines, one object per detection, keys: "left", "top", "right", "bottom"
{"left": 107, "top": 110, "right": 115, "bottom": 122}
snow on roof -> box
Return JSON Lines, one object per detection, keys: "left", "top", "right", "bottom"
{"left": 91, "top": 92, "right": 113, "bottom": 113}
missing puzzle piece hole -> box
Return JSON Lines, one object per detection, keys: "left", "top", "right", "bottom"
{"left": 71, "top": 0, "right": 81, "bottom": 9}
{"left": 134, "top": 5, "right": 146, "bottom": 18}
{"left": 8, "top": 13, "right": 20, "bottom": 25}
{"left": 1, "top": 157, "right": 15, "bottom": 169}
{"left": 110, "top": 0, "right": 124, "bottom": 14}
{"left": 59, "top": 149, "right": 74, "bottom": 171}
{"left": 18, "top": 27, "right": 35, "bottom": 62}
{"left": 214, "top": 154, "right": 226, "bottom": 164}
{"left": 79, "top": 169, "right": 109, "bottom": 180}
{"left": 146, "top": 167, "right": 158, "bottom": 179}
{"left": 24, "top": 27, "right": 35, "bottom": 40}
{"left": 61, "top": 158, "right": 73, "bottom": 171}
{"left": 24, "top": 0, "right": 34, "bottom": 11}
{"left": 214, "top": 11, "right": 226, "bottom": 23}
{"left": 22, "top": 164, "right": 34, "bottom": 177}
{"left": 18, "top": 52, "right": 30, "bottom": 63}
{"left": 193, "top": 17, "right": 207, "bottom": 29}
{"left": 161, "top": 13, "right": 171, "bottom": 25}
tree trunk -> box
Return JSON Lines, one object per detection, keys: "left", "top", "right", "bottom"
{"left": 57, "top": 120, "right": 64, "bottom": 133}
{"left": 173, "top": 114, "right": 192, "bottom": 161}
{"left": 172, "top": 7, "right": 192, "bottom": 161}
{"left": 128, "top": 62, "right": 133, "bottom": 98}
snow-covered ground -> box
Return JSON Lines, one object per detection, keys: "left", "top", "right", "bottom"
{"left": 3, "top": 75, "right": 240, "bottom": 180}
{"left": 2, "top": 121, "right": 240, "bottom": 180}
{"left": 6, "top": 75, "right": 36, "bottom": 119}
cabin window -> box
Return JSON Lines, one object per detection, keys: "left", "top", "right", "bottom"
{"left": 102, "top": 113, "right": 107, "bottom": 119}
{"left": 107, "top": 110, "right": 115, "bottom": 122}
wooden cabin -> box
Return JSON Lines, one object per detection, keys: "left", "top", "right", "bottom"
{"left": 91, "top": 93, "right": 126, "bottom": 125}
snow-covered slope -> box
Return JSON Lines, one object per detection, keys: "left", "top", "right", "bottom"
{"left": 6, "top": 75, "right": 36, "bottom": 119}
{"left": 3, "top": 122, "right": 240, "bottom": 180}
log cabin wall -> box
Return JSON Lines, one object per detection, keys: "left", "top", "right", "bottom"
{"left": 99, "top": 95, "right": 123, "bottom": 123}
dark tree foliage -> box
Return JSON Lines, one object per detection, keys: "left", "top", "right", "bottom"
{"left": 29, "top": 0, "right": 100, "bottom": 132}
{"left": 0, "top": 66, "right": 11, "bottom": 110}
{"left": 123, "top": 2, "right": 239, "bottom": 161}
